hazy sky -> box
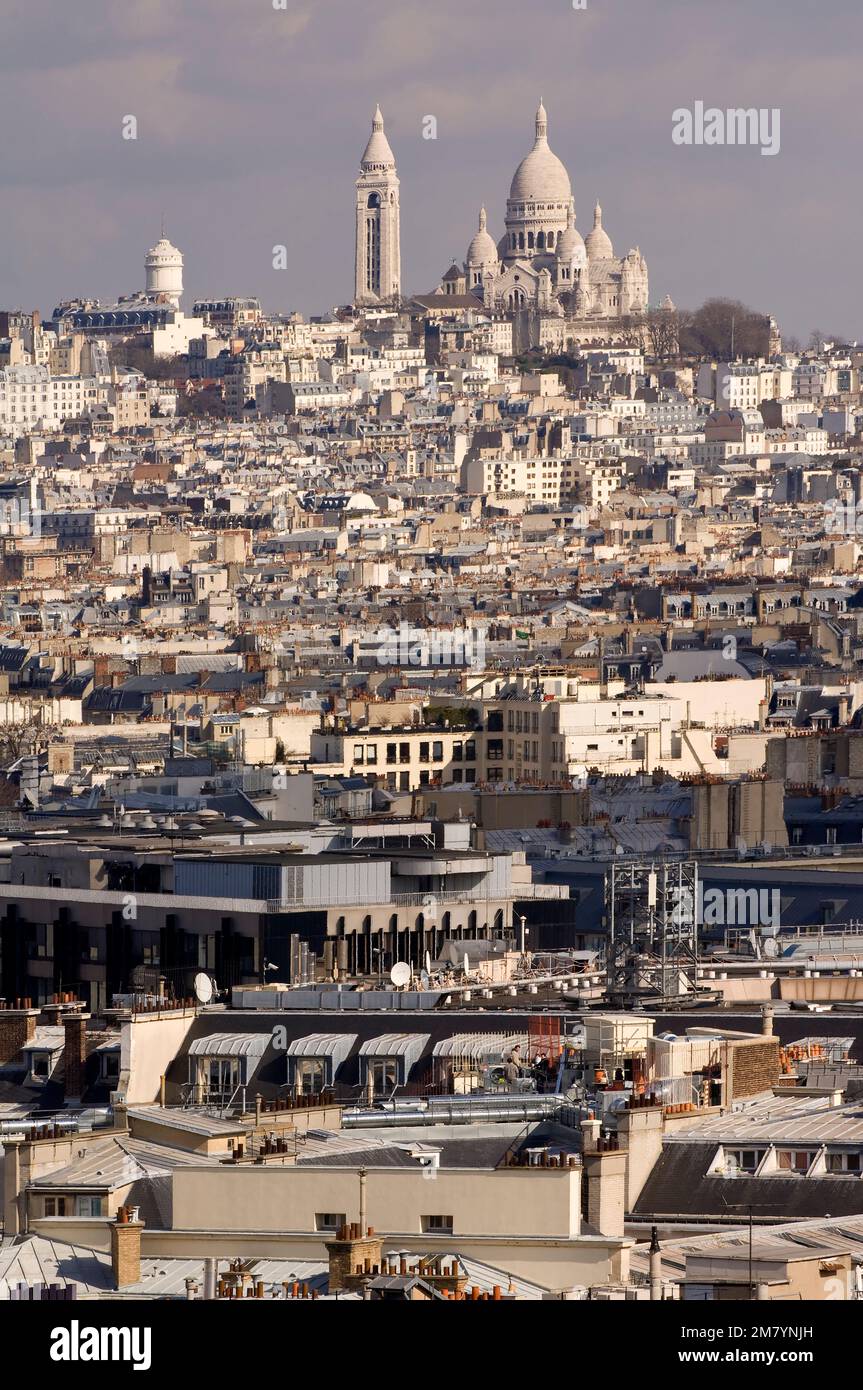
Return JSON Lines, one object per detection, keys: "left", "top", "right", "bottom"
{"left": 1, "top": 0, "right": 861, "bottom": 343}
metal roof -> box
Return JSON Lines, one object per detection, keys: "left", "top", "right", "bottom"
{"left": 432, "top": 1033, "right": 530, "bottom": 1062}
{"left": 666, "top": 1094, "right": 863, "bottom": 1146}
{"left": 285, "top": 1032, "right": 358, "bottom": 1063}
{"left": 187, "top": 1032, "right": 271, "bottom": 1059}
{"left": 0, "top": 1240, "right": 546, "bottom": 1300}
{"left": 630, "top": 1212, "right": 863, "bottom": 1283}
{"left": 358, "top": 1033, "right": 430, "bottom": 1061}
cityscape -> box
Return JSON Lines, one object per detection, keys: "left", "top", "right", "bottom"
{"left": 0, "top": 0, "right": 861, "bottom": 1360}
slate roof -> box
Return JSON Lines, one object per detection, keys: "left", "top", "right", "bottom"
{"left": 633, "top": 1141, "right": 863, "bottom": 1220}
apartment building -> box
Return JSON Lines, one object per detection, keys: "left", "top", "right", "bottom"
{"left": 0, "top": 365, "right": 102, "bottom": 438}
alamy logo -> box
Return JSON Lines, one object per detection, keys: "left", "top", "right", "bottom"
{"left": 376, "top": 622, "right": 486, "bottom": 669}
{"left": 0, "top": 497, "right": 42, "bottom": 538}
{"left": 50, "top": 1322, "right": 151, "bottom": 1372}
{"left": 672, "top": 102, "right": 780, "bottom": 157}
{"left": 823, "top": 497, "right": 863, "bottom": 536}
{"left": 673, "top": 885, "right": 780, "bottom": 930}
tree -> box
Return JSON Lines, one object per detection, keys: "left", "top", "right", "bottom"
{"left": 679, "top": 298, "right": 771, "bottom": 360}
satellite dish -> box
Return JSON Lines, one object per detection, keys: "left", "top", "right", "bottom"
{"left": 193, "top": 973, "right": 214, "bottom": 1005}
{"left": 463, "top": 952, "right": 471, "bottom": 976}
{"left": 390, "top": 961, "right": 411, "bottom": 988}
{"left": 420, "top": 970, "right": 430, "bottom": 990}
{"left": 424, "top": 951, "right": 432, "bottom": 975}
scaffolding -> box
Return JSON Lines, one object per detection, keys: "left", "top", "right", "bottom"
{"left": 605, "top": 859, "right": 700, "bottom": 1008}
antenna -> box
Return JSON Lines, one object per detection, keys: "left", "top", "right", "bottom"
{"left": 193, "top": 973, "right": 214, "bottom": 1005}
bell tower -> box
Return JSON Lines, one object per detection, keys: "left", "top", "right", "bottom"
{"left": 355, "top": 105, "right": 401, "bottom": 305}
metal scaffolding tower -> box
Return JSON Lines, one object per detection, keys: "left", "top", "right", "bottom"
{"left": 605, "top": 859, "right": 700, "bottom": 1008}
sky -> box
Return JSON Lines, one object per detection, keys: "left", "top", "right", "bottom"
{"left": 1, "top": 0, "right": 861, "bottom": 344}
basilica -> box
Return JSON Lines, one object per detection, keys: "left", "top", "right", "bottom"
{"left": 354, "top": 101, "right": 650, "bottom": 348}
{"left": 441, "top": 101, "right": 648, "bottom": 332}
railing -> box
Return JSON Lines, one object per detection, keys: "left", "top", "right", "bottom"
{"left": 265, "top": 888, "right": 506, "bottom": 913}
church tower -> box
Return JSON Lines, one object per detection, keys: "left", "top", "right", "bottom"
{"left": 355, "top": 105, "right": 401, "bottom": 305}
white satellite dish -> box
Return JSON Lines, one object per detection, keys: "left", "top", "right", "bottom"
{"left": 424, "top": 951, "right": 432, "bottom": 975}
{"left": 463, "top": 951, "right": 471, "bottom": 976}
{"left": 390, "top": 961, "right": 411, "bottom": 988}
{"left": 193, "top": 973, "right": 214, "bottom": 1005}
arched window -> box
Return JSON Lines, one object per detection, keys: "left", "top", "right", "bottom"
{"left": 367, "top": 193, "right": 381, "bottom": 209}
{"left": 518, "top": 232, "right": 525, "bottom": 250}
{"left": 527, "top": 231, "right": 535, "bottom": 249}
{"left": 442, "top": 911, "right": 451, "bottom": 931}
{"left": 537, "top": 231, "right": 545, "bottom": 250}
{"left": 389, "top": 914, "right": 398, "bottom": 933}
{"left": 336, "top": 916, "right": 345, "bottom": 933}
{"left": 415, "top": 913, "right": 425, "bottom": 932}
{"left": 468, "top": 910, "right": 477, "bottom": 936}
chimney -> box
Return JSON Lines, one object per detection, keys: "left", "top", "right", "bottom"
{"left": 111, "top": 1205, "right": 144, "bottom": 1289}
{"left": 761, "top": 1003, "right": 775, "bottom": 1038}
{"left": 649, "top": 1226, "right": 663, "bottom": 1301}
{"left": 2, "top": 1135, "right": 24, "bottom": 1237}
{"left": 580, "top": 1116, "right": 602, "bottom": 1153}
{"left": 0, "top": 1006, "right": 38, "bottom": 1065}
{"left": 325, "top": 1219, "right": 383, "bottom": 1294}
{"left": 63, "top": 1011, "right": 90, "bottom": 1103}
{"left": 581, "top": 1144, "right": 627, "bottom": 1240}
{"left": 616, "top": 1098, "right": 664, "bottom": 1210}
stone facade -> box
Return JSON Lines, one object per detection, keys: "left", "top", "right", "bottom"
{"left": 355, "top": 107, "right": 401, "bottom": 305}
{"left": 442, "top": 103, "right": 649, "bottom": 343}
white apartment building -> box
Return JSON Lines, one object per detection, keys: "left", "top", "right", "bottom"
{"left": 764, "top": 426, "right": 829, "bottom": 455}
{"left": 0, "top": 365, "right": 102, "bottom": 439}
{"left": 461, "top": 454, "right": 577, "bottom": 505}
{"left": 572, "top": 457, "right": 624, "bottom": 507}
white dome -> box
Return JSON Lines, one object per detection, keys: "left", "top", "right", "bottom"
{"left": 361, "top": 105, "right": 396, "bottom": 170}
{"left": 585, "top": 202, "right": 614, "bottom": 260}
{"left": 466, "top": 207, "right": 498, "bottom": 265}
{"left": 509, "top": 101, "right": 572, "bottom": 203}
{"left": 145, "top": 237, "right": 182, "bottom": 266}
{"left": 557, "top": 200, "right": 585, "bottom": 262}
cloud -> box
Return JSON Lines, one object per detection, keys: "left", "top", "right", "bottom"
{"left": 0, "top": 0, "right": 860, "bottom": 339}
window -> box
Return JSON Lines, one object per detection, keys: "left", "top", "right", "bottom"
{"left": 44, "top": 1196, "right": 68, "bottom": 1217}
{"left": 827, "top": 1151, "right": 860, "bottom": 1173}
{"left": 32, "top": 1054, "right": 51, "bottom": 1078}
{"left": 399, "top": 742, "right": 410, "bottom": 764}
{"left": 778, "top": 1150, "right": 815, "bottom": 1173}
{"left": 727, "top": 1149, "right": 762, "bottom": 1173}
{"left": 366, "top": 745, "right": 377, "bottom": 765}
{"left": 452, "top": 741, "right": 463, "bottom": 762}
{"left": 419, "top": 742, "right": 430, "bottom": 763}
{"left": 432, "top": 741, "right": 443, "bottom": 763}
{"left": 421, "top": 1214, "right": 453, "bottom": 1234}
{"left": 77, "top": 1196, "right": 104, "bottom": 1217}
{"left": 386, "top": 743, "right": 397, "bottom": 765}
{"left": 465, "top": 740, "right": 476, "bottom": 762}
{"left": 368, "top": 1059, "right": 397, "bottom": 1096}
{"left": 101, "top": 1052, "right": 120, "bottom": 1080}
{"left": 315, "top": 1212, "right": 347, "bottom": 1232}
{"left": 204, "top": 1056, "right": 240, "bottom": 1096}
{"left": 353, "top": 744, "right": 364, "bottom": 765}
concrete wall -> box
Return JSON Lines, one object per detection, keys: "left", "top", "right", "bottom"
{"left": 124, "top": 1009, "right": 198, "bottom": 1105}
{"left": 172, "top": 1164, "right": 581, "bottom": 1241}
